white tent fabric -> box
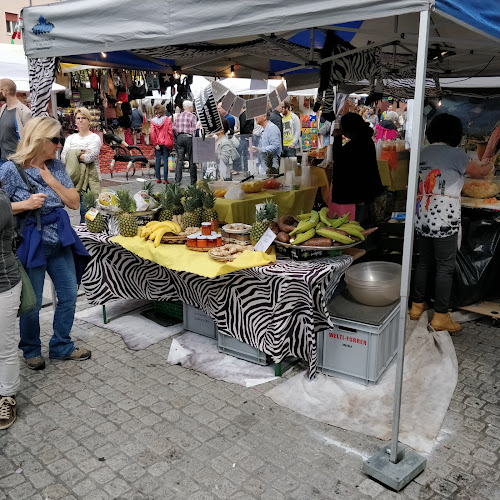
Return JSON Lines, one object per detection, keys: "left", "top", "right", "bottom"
{"left": 0, "top": 44, "right": 65, "bottom": 93}
{"left": 21, "top": 0, "right": 430, "bottom": 58}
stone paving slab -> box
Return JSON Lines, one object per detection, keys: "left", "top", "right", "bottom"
{"left": 1, "top": 296, "right": 498, "bottom": 500}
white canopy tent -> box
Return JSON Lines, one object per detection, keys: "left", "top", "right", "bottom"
{"left": 20, "top": 0, "right": 500, "bottom": 490}
{"left": 0, "top": 43, "right": 65, "bottom": 93}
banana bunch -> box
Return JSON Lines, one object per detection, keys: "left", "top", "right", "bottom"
{"left": 140, "top": 220, "right": 182, "bottom": 247}
{"left": 282, "top": 208, "right": 376, "bottom": 246}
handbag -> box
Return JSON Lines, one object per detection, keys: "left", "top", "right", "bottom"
{"left": 17, "top": 260, "right": 36, "bottom": 317}
{"left": 79, "top": 86, "right": 95, "bottom": 103}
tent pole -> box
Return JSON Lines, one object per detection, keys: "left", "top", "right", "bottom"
{"left": 390, "top": 7, "right": 430, "bottom": 465}
{"left": 363, "top": 9, "right": 430, "bottom": 491}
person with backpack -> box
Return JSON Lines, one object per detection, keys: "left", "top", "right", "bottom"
{"left": 0, "top": 116, "right": 91, "bottom": 371}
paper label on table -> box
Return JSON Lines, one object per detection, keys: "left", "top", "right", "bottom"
{"left": 221, "top": 90, "right": 236, "bottom": 113}
{"left": 211, "top": 81, "right": 228, "bottom": 101}
{"left": 254, "top": 228, "right": 276, "bottom": 253}
{"left": 85, "top": 208, "right": 99, "bottom": 221}
{"left": 245, "top": 96, "right": 268, "bottom": 119}
{"left": 193, "top": 136, "right": 216, "bottom": 163}
{"left": 268, "top": 90, "right": 280, "bottom": 110}
{"left": 229, "top": 96, "right": 244, "bottom": 117}
{"left": 276, "top": 82, "right": 288, "bottom": 101}
{"left": 195, "top": 85, "right": 223, "bottom": 135}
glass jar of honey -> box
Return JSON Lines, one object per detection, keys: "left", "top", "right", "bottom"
{"left": 197, "top": 235, "right": 208, "bottom": 248}
{"left": 187, "top": 235, "right": 198, "bottom": 248}
{"left": 201, "top": 222, "right": 212, "bottom": 236}
{"left": 216, "top": 235, "right": 222, "bottom": 246}
{"left": 211, "top": 219, "right": 219, "bottom": 233}
{"left": 207, "top": 235, "right": 218, "bottom": 248}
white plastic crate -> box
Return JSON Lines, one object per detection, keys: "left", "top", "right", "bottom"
{"left": 217, "top": 332, "right": 270, "bottom": 366}
{"left": 316, "top": 302, "right": 400, "bottom": 385}
{"left": 183, "top": 304, "right": 217, "bottom": 339}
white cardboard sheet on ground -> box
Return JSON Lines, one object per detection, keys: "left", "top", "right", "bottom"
{"left": 265, "top": 313, "right": 458, "bottom": 454}
{"left": 167, "top": 332, "right": 277, "bottom": 387}
{"left": 75, "top": 300, "right": 184, "bottom": 350}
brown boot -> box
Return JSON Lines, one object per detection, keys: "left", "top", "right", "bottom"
{"left": 409, "top": 302, "right": 426, "bottom": 321}
{"left": 430, "top": 312, "right": 462, "bottom": 333}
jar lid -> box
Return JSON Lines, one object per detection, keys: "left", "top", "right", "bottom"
{"left": 201, "top": 222, "right": 212, "bottom": 226}
{"left": 197, "top": 235, "right": 207, "bottom": 240}
{"left": 207, "top": 235, "right": 218, "bottom": 240}
{"left": 187, "top": 234, "right": 198, "bottom": 240}
{"left": 211, "top": 231, "right": 219, "bottom": 236}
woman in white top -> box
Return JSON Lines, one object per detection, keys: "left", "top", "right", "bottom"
{"left": 61, "top": 107, "right": 102, "bottom": 222}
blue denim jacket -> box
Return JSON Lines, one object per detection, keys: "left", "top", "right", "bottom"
{"left": 17, "top": 208, "right": 89, "bottom": 283}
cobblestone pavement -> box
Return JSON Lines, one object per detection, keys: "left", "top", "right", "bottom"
{"left": 1, "top": 172, "right": 499, "bottom": 500}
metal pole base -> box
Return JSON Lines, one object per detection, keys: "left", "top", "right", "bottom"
{"left": 363, "top": 443, "right": 426, "bottom": 491}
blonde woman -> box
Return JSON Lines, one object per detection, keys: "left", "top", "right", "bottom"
{"left": 61, "top": 107, "right": 102, "bottom": 221}
{"left": 0, "top": 117, "right": 91, "bottom": 370}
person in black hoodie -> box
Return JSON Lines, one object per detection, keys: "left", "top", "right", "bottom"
{"left": 331, "top": 112, "right": 383, "bottom": 225}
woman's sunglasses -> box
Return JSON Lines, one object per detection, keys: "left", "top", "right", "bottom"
{"left": 49, "top": 137, "right": 61, "bottom": 145}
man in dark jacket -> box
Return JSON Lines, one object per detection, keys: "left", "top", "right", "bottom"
{"left": 237, "top": 110, "right": 254, "bottom": 173}
{"left": 269, "top": 102, "right": 283, "bottom": 144}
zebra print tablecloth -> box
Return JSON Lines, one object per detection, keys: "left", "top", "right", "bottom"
{"left": 76, "top": 227, "right": 352, "bottom": 377}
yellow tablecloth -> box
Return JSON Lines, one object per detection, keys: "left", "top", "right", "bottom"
{"left": 215, "top": 167, "right": 330, "bottom": 224}
{"left": 110, "top": 235, "right": 276, "bottom": 278}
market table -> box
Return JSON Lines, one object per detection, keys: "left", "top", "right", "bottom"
{"left": 76, "top": 226, "right": 352, "bottom": 377}
{"left": 214, "top": 166, "right": 329, "bottom": 224}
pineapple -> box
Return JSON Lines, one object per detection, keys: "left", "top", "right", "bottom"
{"left": 81, "top": 190, "right": 105, "bottom": 233}
{"left": 116, "top": 189, "right": 138, "bottom": 237}
{"left": 158, "top": 184, "right": 173, "bottom": 221}
{"left": 182, "top": 196, "right": 200, "bottom": 230}
{"left": 143, "top": 181, "right": 155, "bottom": 197}
{"left": 170, "top": 184, "right": 184, "bottom": 215}
{"left": 265, "top": 152, "right": 279, "bottom": 176}
{"left": 201, "top": 190, "right": 218, "bottom": 223}
{"left": 250, "top": 199, "right": 278, "bottom": 245}
{"left": 185, "top": 185, "right": 203, "bottom": 221}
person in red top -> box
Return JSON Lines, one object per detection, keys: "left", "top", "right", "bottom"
{"left": 150, "top": 104, "right": 174, "bottom": 184}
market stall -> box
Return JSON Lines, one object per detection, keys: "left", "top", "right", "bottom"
{"left": 75, "top": 226, "right": 352, "bottom": 377}
{"left": 21, "top": 0, "right": 500, "bottom": 490}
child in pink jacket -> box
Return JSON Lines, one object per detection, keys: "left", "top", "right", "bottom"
{"left": 150, "top": 104, "right": 174, "bottom": 183}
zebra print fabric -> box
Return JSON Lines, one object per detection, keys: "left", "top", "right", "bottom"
{"left": 28, "top": 56, "right": 58, "bottom": 117}
{"left": 76, "top": 227, "right": 352, "bottom": 378}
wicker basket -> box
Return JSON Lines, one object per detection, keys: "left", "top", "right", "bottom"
{"left": 160, "top": 234, "right": 188, "bottom": 244}
{"left": 186, "top": 246, "right": 211, "bottom": 252}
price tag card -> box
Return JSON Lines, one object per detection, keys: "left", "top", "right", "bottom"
{"left": 245, "top": 96, "right": 268, "bottom": 119}
{"left": 211, "top": 81, "right": 229, "bottom": 101}
{"left": 229, "top": 96, "right": 245, "bottom": 117}
{"left": 221, "top": 90, "right": 236, "bottom": 113}
{"left": 276, "top": 82, "right": 288, "bottom": 101}
{"left": 268, "top": 89, "right": 280, "bottom": 110}
{"left": 254, "top": 228, "right": 277, "bottom": 253}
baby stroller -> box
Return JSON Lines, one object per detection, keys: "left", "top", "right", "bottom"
{"left": 103, "top": 131, "right": 153, "bottom": 180}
